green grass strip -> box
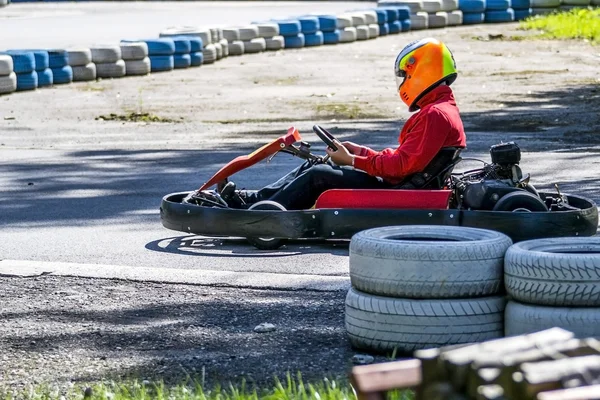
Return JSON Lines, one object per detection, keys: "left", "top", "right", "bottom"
{"left": 520, "top": 8, "right": 600, "bottom": 43}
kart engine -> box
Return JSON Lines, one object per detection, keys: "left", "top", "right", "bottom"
{"left": 454, "top": 142, "right": 532, "bottom": 210}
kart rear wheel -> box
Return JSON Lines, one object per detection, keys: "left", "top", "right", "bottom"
{"left": 492, "top": 191, "right": 548, "bottom": 212}
{"left": 246, "top": 201, "right": 287, "bottom": 250}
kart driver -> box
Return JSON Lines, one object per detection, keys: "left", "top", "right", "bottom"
{"left": 222, "top": 37, "right": 467, "bottom": 210}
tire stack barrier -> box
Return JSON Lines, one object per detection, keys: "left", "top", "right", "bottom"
{"left": 316, "top": 15, "right": 340, "bottom": 45}
{"left": 347, "top": 12, "right": 370, "bottom": 40}
{"left": 208, "top": 28, "right": 224, "bottom": 60}
{"left": 0, "top": 55, "right": 16, "bottom": 95}
{"left": 460, "top": 0, "right": 486, "bottom": 23}
{"left": 159, "top": 27, "right": 214, "bottom": 65}
{"left": 336, "top": 15, "right": 357, "bottom": 43}
{"left": 49, "top": 50, "right": 73, "bottom": 85}
{"left": 239, "top": 25, "right": 266, "bottom": 54}
{"left": 252, "top": 23, "right": 284, "bottom": 51}
{"left": 172, "top": 37, "right": 192, "bottom": 69}
{"left": 28, "top": 50, "right": 52, "bottom": 87}
{"left": 222, "top": 28, "right": 244, "bottom": 56}
{"left": 5, "top": 51, "right": 37, "bottom": 91}
{"left": 373, "top": 8, "right": 389, "bottom": 36}
{"left": 276, "top": 20, "right": 304, "bottom": 49}
{"left": 299, "top": 16, "right": 324, "bottom": 47}
{"left": 531, "top": 0, "right": 561, "bottom": 15}
{"left": 422, "top": 0, "right": 447, "bottom": 29}
{"left": 442, "top": 0, "right": 463, "bottom": 25}
{"left": 511, "top": 0, "right": 532, "bottom": 20}
{"left": 350, "top": 10, "right": 380, "bottom": 39}
{"left": 91, "top": 45, "right": 125, "bottom": 79}
{"left": 120, "top": 42, "right": 150, "bottom": 76}
{"left": 67, "top": 48, "right": 95, "bottom": 82}
{"left": 344, "top": 226, "right": 511, "bottom": 353}
{"left": 183, "top": 37, "right": 204, "bottom": 67}
{"left": 136, "top": 39, "right": 175, "bottom": 73}
{"left": 486, "top": 0, "right": 515, "bottom": 22}
{"left": 504, "top": 238, "right": 600, "bottom": 339}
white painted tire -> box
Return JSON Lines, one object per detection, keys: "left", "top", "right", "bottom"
{"left": 223, "top": 28, "right": 240, "bottom": 42}
{"left": 72, "top": 63, "right": 96, "bottom": 82}
{"left": 125, "top": 58, "right": 150, "bottom": 76}
{"left": 0, "top": 55, "right": 13, "bottom": 76}
{"left": 219, "top": 39, "right": 229, "bottom": 57}
{"left": 356, "top": 25, "right": 370, "bottom": 40}
{"left": 350, "top": 12, "right": 367, "bottom": 26}
{"left": 336, "top": 15, "right": 353, "bottom": 29}
{"left": 209, "top": 27, "right": 222, "bottom": 43}
{"left": 429, "top": 11, "right": 449, "bottom": 27}
{"left": 228, "top": 41, "right": 244, "bottom": 56}
{"left": 423, "top": 0, "right": 443, "bottom": 12}
{"left": 531, "top": 0, "right": 561, "bottom": 6}
{"left": 340, "top": 27, "right": 357, "bottom": 43}
{"left": 120, "top": 42, "right": 148, "bottom": 61}
{"left": 214, "top": 42, "right": 223, "bottom": 60}
{"left": 203, "top": 44, "right": 217, "bottom": 64}
{"left": 238, "top": 26, "right": 260, "bottom": 41}
{"left": 67, "top": 49, "right": 92, "bottom": 67}
{"left": 363, "top": 10, "right": 378, "bottom": 24}
{"left": 346, "top": 288, "right": 505, "bottom": 353}
{"left": 381, "top": 0, "right": 423, "bottom": 12}
{"left": 367, "top": 24, "right": 380, "bottom": 38}
{"left": 411, "top": 12, "right": 429, "bottom": 29}
{"left": 254, "top": 23, "right": 279, "bottom": 37}
{"left": 160, "top": 27, "right": 211, "bottom": 46}
{"left": 448, "top": 10, "right": 463, "bottom": 25}
{"left": 442, "top": 0, "right": 459, "bottom": 10}
{"left": 505, "top": 301, "right": 600, "bottom": 339}
{"left": 243, "top": 38, "right": 267, "bottom": 53}
{"left": 91, "top": 45, "right": 121, "bottom": 64}
{"left": 349, "top": 226, "right": 512, "bottom": 299}
{"left": 0, "top": 72, "right": 17, "bottom": 94}
{"left": 265, "top": 35, "right": 285, "bottom": 51}
{"left": 96, "top": 60, "right": 125, "bottom": 79}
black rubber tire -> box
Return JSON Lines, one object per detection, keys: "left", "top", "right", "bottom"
{"left": 505, "top": 237, "right": 600, "bottom": 306}
{"left": 349, "top": 225, "right": 512, "bottom": 298}
{"left": 246, "top": 201, "right": 287, "bottom": 250}
{"left": 492, "top": 191, "right": 549, "bottom": 212}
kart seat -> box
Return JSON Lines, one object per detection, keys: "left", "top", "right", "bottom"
{"left": 395, "top": 146, "right": 464, "bottom": 190}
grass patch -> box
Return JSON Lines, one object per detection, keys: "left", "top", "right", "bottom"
{"left": 0, "top": 375, "right": 414, "bottom": 400}
{"left": 95, "top": 112, "right": 181, "bottom": 123}
{"left": 315, "top": 102, "right": 387, "bottom": 120}
{"left": 520, "top": 8, "right": 600, "bottom": 43}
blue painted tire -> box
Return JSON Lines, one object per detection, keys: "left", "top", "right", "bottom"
{"left": 462, "top": 11, "right": 486, "bottom": 23}
{"left": 395, "top": 6, "right": 411, "bottom": 20}
{"left": 142, "top": 39, "right": 176, "bottom": 56}
{"left": 5, "top": 51, "right": 35, "bottom": 74}
{"left": 16, "top": 71, "right": 37, "bottom": 91}
{"left": 37, "top": 68, "right": 53, "bottom": 87}
{"left": 459, "top": 0, "right": 487, "bottom": 12}
{"left": 374, "top": 8, "right": 388, "bottom": 24}
{"left": 284, "top": 33, "right": 305, "bottom": 49}
{"left": 304, "top": 31, "right": 324, "bottom": 47}
{"left": 14, "top": 50, "right": 49, "bottom": 71}
{"left": 317, "top": 15, "right": 338, "bottom": 32}
{"left": 48, "top": 50, "right": 68, "bottom": 69}
{"left": 511, "top": 0, "right": 531, "bottom": 8}
{"left": 401, "top": 18, "right": 412, "bottom": 32}
{"left": 174, "top": 54, "right": 191, "bottom": 69}
{"left": 173, "top": 38, "right": 192, "bottom": 55}
{"left": 277, "top": 20, "right": 302, "bottom": 37}
{"left": 52, "top": 65, "right": 73, "bottom": 84}
{"left": 486, "top": 0, "right": 511, "bottom": 9}
{"left": 485, "top": 8, "right": 515, "bottom": 21}
{"left": 298, "top": 17, "right": 320, "bottom": 34}
{"left": 388, "top": 20, "right": 402, "bottom": 34}
{"left": 190, "top": 51, "right": 204, "bottom": 66}
{"left": 150, "top": 55, "right": 174, "bottom": 72}
{"left": 380, "top": 7, "right": 400, "bottom": 21}
{"left": 514, "top": 7, "right": 532, "bottom": 19}
{"left": 184, "top": 37, "right": 203, "bottom": 52}
{"left": 323, "top": 30, "right": 340, "bottom": 44}
{"left": 378, "top": 23, "right": 390, "bottom": 36}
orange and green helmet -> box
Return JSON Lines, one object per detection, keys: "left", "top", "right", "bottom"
{"left": 394, "top": 38, "right": 457, "bottom": 111}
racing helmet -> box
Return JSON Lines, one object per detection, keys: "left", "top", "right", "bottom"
{"left": 394, "top": 38, "right": 457, "bottom": 111}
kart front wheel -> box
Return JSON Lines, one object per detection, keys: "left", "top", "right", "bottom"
{"left": 246, "top": 201, "right": 287, "bottom": 250}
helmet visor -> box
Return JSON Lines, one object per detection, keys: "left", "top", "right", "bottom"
{"left": 395, "top": 70, "right": 406, "bottom": 90}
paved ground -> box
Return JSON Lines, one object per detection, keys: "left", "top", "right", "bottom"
{"left": 0, "top": 6, "right": 599, "bottom": 390}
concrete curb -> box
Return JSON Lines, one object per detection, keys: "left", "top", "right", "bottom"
{"left": 0, "top": 259, "right": 350, "bottom": 292}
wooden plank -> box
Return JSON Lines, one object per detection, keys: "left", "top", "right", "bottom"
{"left": 537, "top": 384, "right": 600, "bottom": 400}
{"left": 350, "top": 358, "right": 422, "bottom": 399}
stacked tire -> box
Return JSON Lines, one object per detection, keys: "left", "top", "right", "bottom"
{"left": 504, "top": 238, "right": 600, "bottom": 339}
{"left": 459, "top": 0, "right": 486, "bottom": 24}
{"left": 372, "top": 9, "right": 390, "bottom": 36}
{"left": 316, "top": 15, "right": 340, "bottom": 45}
{"left": 421, "top": 0, "right": 448, "bottom": 29}
{"left": 30, "top": 50, "right": 52, "bottom": 88}
{"left": 222, "top": 28, "right": 245, "bottom": 56}
{"left": 253, "top": 23, "right": 284, "bottom": 51}
{"left": 160, "top": 27, "right": 215, "bottom": 65}
{"left": 276, "top": 20, "right": 304, "bottom": 49}
{"left": 5, "top": 51, "right": 37, "bottom": 91}
{"left": 512, "top": 0, "right": 532, "bottom": 20}
{"left": 238, "top": 26, "right": 266, "bottom": 54}
{"left": 0, "top": 54, "right": 16, "bottom": 95}
{"left": 298, "top": 16, "right": 324, "bottom": 47}
{"left": 120, "top": 42, "right": 150, "bottom": 76}
{"left": 530, "top": 0, "right": 560, "bottom": 15}
{"left": 485, "top": 0, "right": 515, "bottom": 23}
{"left": 67, "top": 48, "right": 95, "bottom": 82}
{"left": 335, "top": 14, "right": 358, "bottom": 43}
{"left": 345, "top": 226, "right": 511, "bottom": 353}
{"left": 140, "top": 39, "right": 175, "bottom": 73}
{"left": 378, "top": 6, "right": 411, "bottom": 33}
{"left": 91, "top": 45, "right": 125, "bottom": 79}
{"left": 49, "top": 50, "right": 73, "bottom": 85}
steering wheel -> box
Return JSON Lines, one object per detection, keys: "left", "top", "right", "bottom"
{"left": 312, "top": 125, "right": 338, "bottom": 151}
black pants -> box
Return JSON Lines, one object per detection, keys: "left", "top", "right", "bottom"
{"left": 252, "top": 161, "right": 391, "bottom": 210}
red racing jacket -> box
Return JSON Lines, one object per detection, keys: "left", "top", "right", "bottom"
{"left": 353, "top": 85, "right": 466, "bottom": 184}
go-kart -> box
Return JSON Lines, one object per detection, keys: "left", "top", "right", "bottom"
{"left": 160, "top": 126, "right": 598, "bottom": 250}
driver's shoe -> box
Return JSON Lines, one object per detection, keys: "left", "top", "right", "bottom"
{"left": 220, "top": 181, "right": 247, "bottom": 208}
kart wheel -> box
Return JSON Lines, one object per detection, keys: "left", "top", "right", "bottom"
{"left": 523, "top": 183, "right": 540, "bottom": 198}
{"left": 492, "top": 191, "right": 548, "bottom": 212}
{"left": 246, "top": 201, "right": 287, "bottom": 250}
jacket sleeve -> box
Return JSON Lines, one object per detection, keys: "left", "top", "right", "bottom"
{"left": 353, "top": 108, "right": 451, "bottom": 180}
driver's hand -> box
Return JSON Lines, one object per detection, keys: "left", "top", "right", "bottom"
{"left": 342, "top": 141, "right": 361, "bottom": 155}
{"left": 326, "top": 139, "right": 354, "bottom": 167}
